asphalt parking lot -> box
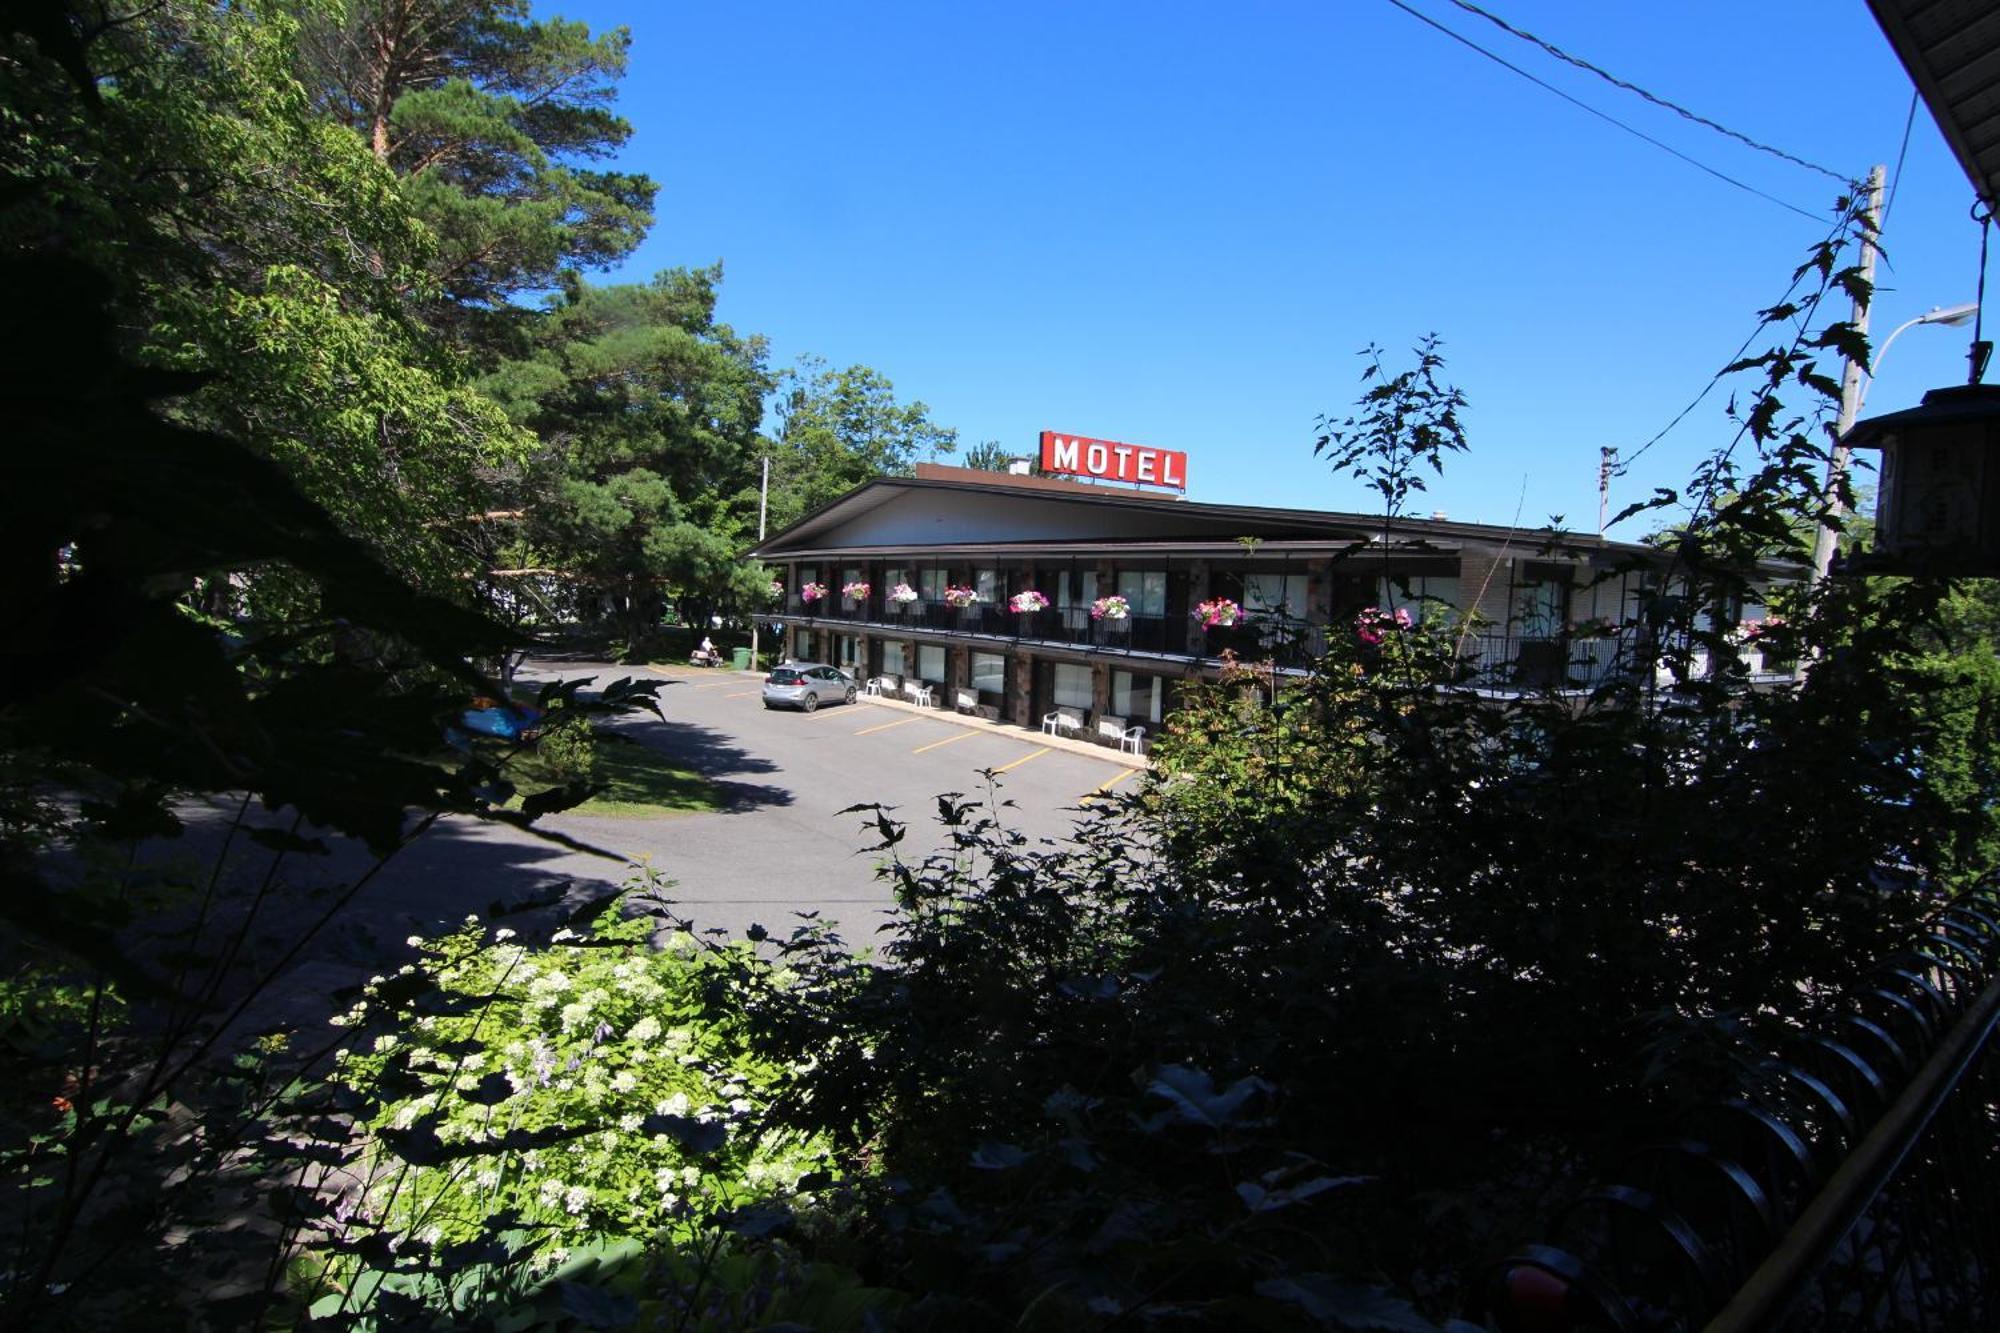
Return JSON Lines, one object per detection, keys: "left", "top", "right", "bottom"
{"left": 415, "top": 658, "right": 1145, "bottom": 943}
{"left": 155, "top": 657, "right": 1147, "bottom": 1038}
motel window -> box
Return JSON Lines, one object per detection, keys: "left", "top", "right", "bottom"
{"left": 974, "top": 568, "right": 1001, "bottom": 605}
{"left": 836, "top": 635, "right": 862, "bottom": 672}
{"left": 1111, "top": 670, "right": 1163, "bottom": 724}
{"left": 1116, "top": 570, "right": 1167, "bottom": 617}
{"left": 842, "top": 567, "right": 863, "bottom": 602}
{"left": 1515, "top": 564, "right": 1571, "bottom": 638}
{"left": 880, "top": 641, "right": 906, "bottom": 677}
{"left": 918, "top": 644, "right": 947, "bottom": 683}
{"left": 920, "top": 568, "right": 950, "bottom": 602}
{"left": 1243, "top": 572, "right": 1310, "bottom": 619}
{"left": 971, "top": 652, "right": 1007, "bottom": 697}
{"left": 1376, "top": 574, "right": 1461, "bottom": 625}
{"left": 797, "top": 566, "right": 819, "bottom": 595}
{"left": 883, "top": 567, "right": 908, "bottom": 600}
{"left": 1052, "top": 662, "right": 1093, "bottom": 711}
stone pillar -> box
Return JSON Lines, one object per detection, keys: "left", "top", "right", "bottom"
{"left": 1011, "top": 652, "right": 1035, "bottom": 726}
{"left": 1305, "top": 558, "right": 1332, "bottom": 621}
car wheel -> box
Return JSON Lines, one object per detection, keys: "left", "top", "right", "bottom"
{"left": 802, "top": 692, "right": 818, "bottom": 713}
{"left": 844, "top": 686, "right": 857, "bottom": 705}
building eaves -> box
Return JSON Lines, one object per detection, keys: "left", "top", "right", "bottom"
{"left": 747, "top": 474, "right": 1664, "bottom": 561}
{"left": 1868, "top": 0, "right": 2000, "bottom": 209}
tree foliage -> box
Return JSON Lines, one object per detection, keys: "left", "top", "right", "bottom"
{"left": 479, "top": 268, "right": 773, "bottom": 640}
{"left": 291, "top": 0, "right": 655, "bottom": 336}
{"left": 765, "top": 356, "right": 958, "bottom": 531}
{"left": 2, "top": 0, "right": 530, "bottom": 588}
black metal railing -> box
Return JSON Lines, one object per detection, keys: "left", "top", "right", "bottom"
{"left": 784, "top": 606, "right": 1805, "bottom": 688}
{"left": 1458, "top": 631, "right": 1631, "bottom": 691}
{"left": 780, "top": 602, "right": 1340, "bottom": 665}
{"left": 1487, "top": 879, "right": 2000, "bottom": 1332}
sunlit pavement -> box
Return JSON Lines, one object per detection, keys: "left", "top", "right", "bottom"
{"left": 485, "top": 658, "right": 1145, "bottom": 942}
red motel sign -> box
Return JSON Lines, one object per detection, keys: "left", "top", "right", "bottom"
{"left": 1039, "top": 431, "right": 1187, "bottom": 490}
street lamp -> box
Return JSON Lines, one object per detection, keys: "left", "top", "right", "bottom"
{"left": 1810, "top": 301, "right": 1980, "bottom": 584}
{"left": 1858, "top": 303, "right": 1980, "bottom": 412}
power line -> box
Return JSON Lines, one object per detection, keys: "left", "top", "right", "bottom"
{"left": 1882, "top": 89, "right": 1919, "bottom": 229}
{"left": 1381, "top": 0, "right": 1829, "bottom": 224}
{"left": 1613, "top": 208, "right": 1851, "bottom": 482}
{"left": 1443, "top": 0, "right": 1849, "bottom": 185}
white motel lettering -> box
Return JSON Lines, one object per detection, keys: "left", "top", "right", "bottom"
{"left": 1039, "top": 432, "right": 1187, "bottom": 490}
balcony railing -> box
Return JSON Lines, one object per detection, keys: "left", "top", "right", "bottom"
{"left": 778, "top": 601, "right": 1344, "bottom": 666}
{"left": 776, "top": 606, "right": 1798, "bottom": 691}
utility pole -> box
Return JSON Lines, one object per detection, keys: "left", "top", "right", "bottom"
{"left": 748, "top": 455, "right": 769, "bottom": 672}
{"left": 1598, "top": 446, "right": 1616, "bottom": 538}
{"left": 1810, "top": 164, "right": 1886, "bottom": 588}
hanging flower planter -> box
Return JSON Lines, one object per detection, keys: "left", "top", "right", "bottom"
{"left": 943, "top": 585, "right": 979, "bottom": 609}
{"left": 1196, "top": 597, "right": 1244, "bottom": 628}
{"left": 889, "top": 582, "right": 920, "bottom": 604}
{"left": 841, "top": 581, "right": 871, "bottom": 602}
{"left": 1090, "top": 595, "right": 1131, "bottom": 621}
{"left": 1009, "top": 590, "right": 1050, "bottom": 613}
{"left": 1353, "top": 606, "right": 1410, "bottom": 645}
{"left": 767, "top": 579, "right": 785, "bottom": 602}
{"left": 799, "top": 582, "right": 828, "bottom": 604}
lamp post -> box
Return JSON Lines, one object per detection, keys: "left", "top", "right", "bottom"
{"left": 1858, "top": 303, "right": 1980, "bottom": 413}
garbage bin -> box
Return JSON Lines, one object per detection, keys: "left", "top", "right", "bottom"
{"left": 730, "top": 647, "right": 752, "bottom": 671}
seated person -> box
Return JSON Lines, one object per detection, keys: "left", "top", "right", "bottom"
{"left": 690, "top": 635, "right": 721, "bottom": 666}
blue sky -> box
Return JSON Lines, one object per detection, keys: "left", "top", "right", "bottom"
{"left": 539, "top": 1, "right": 1987, "bottom": 536}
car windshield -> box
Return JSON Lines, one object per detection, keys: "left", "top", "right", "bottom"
{"left": 769, "top": 669, "right": 804, "bottom": 683}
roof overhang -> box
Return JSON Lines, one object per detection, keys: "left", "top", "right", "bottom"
{"left": 1867, "top": 0, "right": 2000, "bottom": 209}
{"left": 748, "top": 474, "right": 1660, "bottom": 563}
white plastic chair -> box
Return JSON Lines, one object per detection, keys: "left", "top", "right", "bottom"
{"left": 1042, "top": 707, "right": 1082, "bottom": 738}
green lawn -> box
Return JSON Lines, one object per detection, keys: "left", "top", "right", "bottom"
{"left": 511, "top": 736, "right": 723, "bottom": 819}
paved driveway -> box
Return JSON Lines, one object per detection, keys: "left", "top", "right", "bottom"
{"left": 482, "top": 658, "right": 1141, "bottom": 941}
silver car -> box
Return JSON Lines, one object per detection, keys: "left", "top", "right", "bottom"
{"left": 761, "top": 663, "right": 857, "bottom": 711}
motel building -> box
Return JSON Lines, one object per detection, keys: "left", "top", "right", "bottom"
{"left": 749, "top": 434, "right": 1795, "bottom": 748}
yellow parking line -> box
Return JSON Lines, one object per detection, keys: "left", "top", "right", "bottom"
{"left": 913, "top": 730, "right": 980, "bottom": 755}
{"left": 855, "top": 716, "right": 921, "bottom": 736}
{"left": 1082, "top": 768, "right": 1140, "bottom": 800}
{"left": 991, "top": 746, "right": 1052, "bottom": 774}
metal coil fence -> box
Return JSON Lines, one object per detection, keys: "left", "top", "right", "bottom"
{"left": 1487, "top": 881, "right": 2000, "bottom": 1332}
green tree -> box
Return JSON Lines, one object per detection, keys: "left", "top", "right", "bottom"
{"left": 764, "top": 356, "right": 958, "bottom": 530}
{"left": 291, "top": 0, "right": 655, "bottom": 339}
{"left": 2, "top": 1, "right": 529, "bottom": 590}
{"left": 960, "top": 438, "right": 1016, "bottom": 471}
{"left": 482, "top": 269, "right": 772, "bottom": 643}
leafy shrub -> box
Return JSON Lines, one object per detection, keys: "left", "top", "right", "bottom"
{"left": 534, "top": 714, "right": 597, "bottom": 782}
{"left": 321, "top": 898, "right": 838, "bottom": 1279}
